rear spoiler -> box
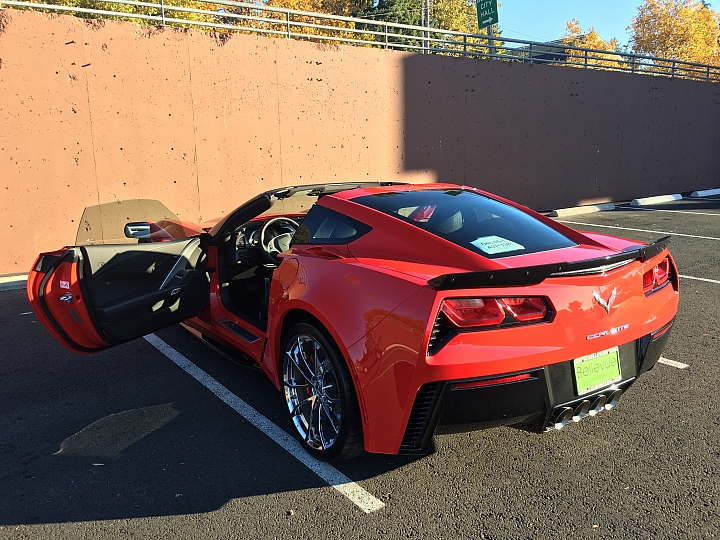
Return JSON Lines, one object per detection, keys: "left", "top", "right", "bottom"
{"left": 427, "top": 236, "right": 671, "bottom": 290}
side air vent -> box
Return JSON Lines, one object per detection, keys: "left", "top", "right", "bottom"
{"left": 399, "top": 382, "right": 443, "bottom": 453}
{"left": 427, "top": 311, "right": 454, "bottom": 355}
{"left": 668, "top": 256, "right": 679, "bottom": 291}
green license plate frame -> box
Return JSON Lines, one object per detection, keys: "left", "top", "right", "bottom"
{"left": 573, "top": 347, "right": 621, "bottom": 395}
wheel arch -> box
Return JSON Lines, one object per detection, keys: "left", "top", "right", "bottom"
{"left": 271, "top": 304, "right": 370, "bottom": 431}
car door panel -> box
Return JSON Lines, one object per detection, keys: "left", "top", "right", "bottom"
{"left": 28, "top": 238, "right": 209, "bottom": 352}
{"left": 29, "top": 249, "right": 113, "bottom": 352}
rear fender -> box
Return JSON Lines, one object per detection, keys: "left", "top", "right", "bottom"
{"left": 264, "top": 254, "right": 426, "bottom": 439}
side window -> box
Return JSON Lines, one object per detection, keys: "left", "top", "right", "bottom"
{"left": 292, "top": 206, "right": 371, "bottom": 245}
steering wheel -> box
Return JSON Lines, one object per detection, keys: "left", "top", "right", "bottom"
{"left": 260, "top": 217, "right": 300, "bottom": 263}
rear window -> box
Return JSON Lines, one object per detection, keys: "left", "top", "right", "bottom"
{"left": 353, "top": 189, "right": 576, "bottom": 258}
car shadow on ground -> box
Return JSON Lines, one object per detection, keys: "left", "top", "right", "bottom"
{"left": 0, "top": 290, "right": 425, "bottom": 525}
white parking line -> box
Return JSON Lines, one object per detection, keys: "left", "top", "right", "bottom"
{"left": 143, "top": 333, "right": 385, "bottom": 514}
{"left": 658, "top": 357, "right": 689, "bottom": 369}
{"left": 679, "top": 275, "right": 720, "bottom": 284}
{"left": 556, "top": 220, "right": 720, "bottom": 241}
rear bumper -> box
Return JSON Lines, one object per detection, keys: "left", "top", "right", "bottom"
{"left": 398, "top": 319, "right": 674, "bottom": 454}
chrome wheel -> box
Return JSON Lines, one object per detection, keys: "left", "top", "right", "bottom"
{"left": 281, "top": 323, "right": 364, "bottom": 461}
{"left": 283, "top": 333, "right": 342, "bottom": 451}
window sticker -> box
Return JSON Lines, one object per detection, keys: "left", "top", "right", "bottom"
{"left": 471, "top": 235, "right": 524, "bottom": 254}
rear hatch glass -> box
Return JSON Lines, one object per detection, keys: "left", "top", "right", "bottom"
{"left": 353, "top": 188, "right": 577, "bottom": 259}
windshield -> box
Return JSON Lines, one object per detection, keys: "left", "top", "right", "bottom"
{"left": 209, "top": 182, "right": 403, "bottom": 241}
{"left": 74, "top": 199, "right": 180, "bottom": 245}
{"left": 353, "top": 188, "right": 577, "bottom": 259}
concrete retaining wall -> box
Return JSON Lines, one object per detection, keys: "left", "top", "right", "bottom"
{"left": 1, "top": 9, "right": 719, "bottom": 275}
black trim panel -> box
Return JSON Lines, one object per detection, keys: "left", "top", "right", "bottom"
{"left": 637, "top": 318, "right": 674, "bottom": 375}
{"left": 400, "top": 327, "right": 673, "bottom": 454}
{"left": 219, "top": 319, "right": 261, "bottom": 343}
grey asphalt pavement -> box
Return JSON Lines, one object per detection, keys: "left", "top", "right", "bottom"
{"left": 1, "top": 197, "right": 719, "bottom": 539}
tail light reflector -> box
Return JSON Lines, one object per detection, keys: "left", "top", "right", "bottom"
{"left": 455, "top": 373, "right": 531, "bottom": 389}
{"left": 441, "top": 298, "right": 505, "bottom": 328}
{"left": 652, "top": 321, "right": 673, "bottom": 340}
{"left": 501, "top": 297, "right": 547, "bottom": 322}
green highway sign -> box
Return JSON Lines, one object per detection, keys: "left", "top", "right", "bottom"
{"left": 476, "top": 0, "right": 498, "bottom": 30}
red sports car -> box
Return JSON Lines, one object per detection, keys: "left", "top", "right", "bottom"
{"left": 27, "top": 183, "right": 679, "bottom": 461}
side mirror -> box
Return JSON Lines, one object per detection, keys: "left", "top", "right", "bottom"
{"left": 124, "top": 222, "right": 151, "bottom": 239}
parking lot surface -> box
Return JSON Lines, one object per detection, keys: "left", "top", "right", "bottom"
{"left": 1, "top": 197, "right": 719, "bottom": 539}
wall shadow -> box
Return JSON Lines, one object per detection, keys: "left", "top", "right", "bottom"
{"left": 401, "top": 53, "right": 720, "bottom": 210}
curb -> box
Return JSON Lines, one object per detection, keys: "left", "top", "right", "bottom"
{"left": 0, "top": 274, "right": 28, "bottom": 292}
{"left": 546, "top": 203, "right": 615, "bottom": 218}
{"left": 691, "top": 187, "right": 720, "bottom": 198}
{"left": 630, "top": 194, "right": 682, "bottom": 206}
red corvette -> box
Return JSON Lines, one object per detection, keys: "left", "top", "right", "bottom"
{"left": 27, "top": 183, "right": 679, "bottom": 461}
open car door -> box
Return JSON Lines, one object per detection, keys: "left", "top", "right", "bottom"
{"left": 27, "top": 238, "right": 209, "bottom": 353}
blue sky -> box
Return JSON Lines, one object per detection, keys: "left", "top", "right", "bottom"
{"left": 497, "top": 1, "right": 645, "bottom": 46}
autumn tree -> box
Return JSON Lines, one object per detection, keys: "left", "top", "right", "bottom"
{"left": 39, "top": 0, "right": 222, "bottom": 26}
{"left": 561, "top": 19, "right": 622, "bottom": 68}
{"left": 630, "top": 0, "right": 720, "bottom": 65}
{"left": 37, "top": 0, "right": 370, "bottom": 35}
{"left": 266, "top": 0, "right": 373, "bottom": 16}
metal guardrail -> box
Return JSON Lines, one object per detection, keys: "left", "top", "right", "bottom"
{"left": 3, "top": 0, "right": 720, "bottom": 82}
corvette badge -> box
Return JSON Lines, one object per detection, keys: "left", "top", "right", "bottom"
{"left": 587, "top": 323, "right": 629, "bottom": 340}
{"left": 593, "top": 287, "right": 617, "bottom": 314}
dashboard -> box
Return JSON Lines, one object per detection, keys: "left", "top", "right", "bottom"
{"left": 228, "top": 216, "right": 304, "bottom": 266}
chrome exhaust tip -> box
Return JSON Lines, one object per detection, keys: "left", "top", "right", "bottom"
{"left": 604, "top": 389, "right": 622, "bottom": 410}
{"left": 589, "top": 394, "right": 607, "bottom": 416}
{"left": 573, "top": 400, "right": 591, "bottom": 422}
{"left": 552, "top": 407, "right": 574, "bottom": 430}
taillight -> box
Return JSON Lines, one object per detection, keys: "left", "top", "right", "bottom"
{"left": 431, "top": 296, "right": 554, "bottom": 354}
{"left": 643, "top": 256, "right": 671, "bottom": 294}
{"left": 439, "top": 296, "right": 552, "bottom": 329}
{"left": 643, "top": 268, "right": 655, "bottom": 293}
{"left": 501, "top": 297, "right": 547, "bottom": 322}
{"left": 441, "top": 298, "right": 505, "bottom": 327}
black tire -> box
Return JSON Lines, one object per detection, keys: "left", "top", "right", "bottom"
{"left": 280, "top": 322, "right": 364, "bottom": 462}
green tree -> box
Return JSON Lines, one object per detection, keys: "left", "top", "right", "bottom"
{"left": 359, "top": 0, "right": 492, "bottom": 33}
{"left": 358, "top": 0, "right": 421, "bottom": 26}
{"left": 358, "top": 0, "right": 500, "bottom": 54}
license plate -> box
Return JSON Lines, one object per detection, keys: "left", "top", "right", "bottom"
{"left": 573, "top": 347, "right": 621, "bottom": 395}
